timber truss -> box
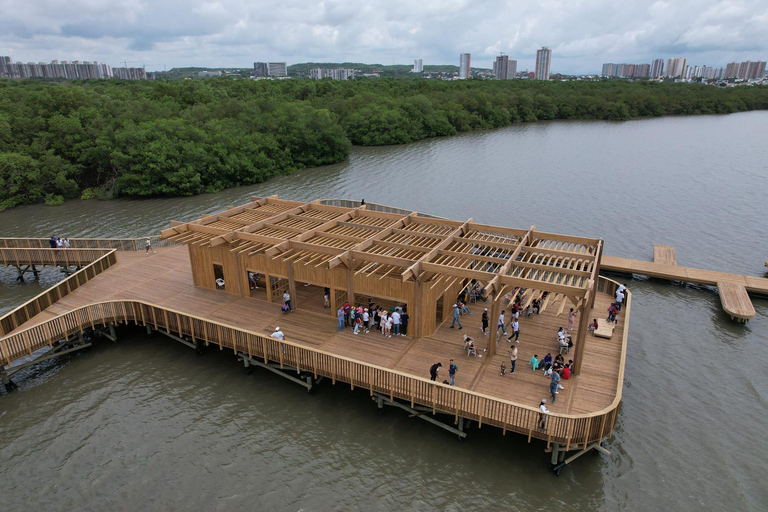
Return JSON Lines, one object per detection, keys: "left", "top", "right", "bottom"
{"left": 160, "top": 195, "right": 603, "bottom": 309}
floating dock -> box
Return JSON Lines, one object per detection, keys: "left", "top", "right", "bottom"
{"left": 0, "top": 198, "right": 630, "bottom": 474}
{"left": 601, "top": 245, "right": 766, "bottom": 323}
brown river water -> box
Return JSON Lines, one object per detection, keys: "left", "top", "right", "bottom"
{"left": 1, "top": 111, "right": 767, "bottom": 511}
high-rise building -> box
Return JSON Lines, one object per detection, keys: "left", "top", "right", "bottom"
{"left": 0, "top": 56, "right": 12, "bottom": 78}
{"left": 253, "top": 62, "right": 268, "bottom": 77}
{"left": 267, "top": 62, "right": 287, "bottom": 77}
{"left": 308, "top": 68, "right": 355, "bottom": 80}
{"left": 665, "top": 57, "right": 687, "bottom": 78}
{"left": 412, "top": 59, "right": 423, "bottom": 73}
{"left": 494, "top": 55, "right": 508, "bottom": 79}
{"left": 651, "top": 59, "right": 664, "bottom": 78}
{"left": 459, "top": 53, "right": 471, "bottom": 79}
{"left": 535, "top": 47, "right": 551, "bottom": 80}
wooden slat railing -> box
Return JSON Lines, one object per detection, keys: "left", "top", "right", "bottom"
{"left": 0, "top": 277, "right": 630, "bottom": 447}
{"left": 0, "top": 249, "right": 117, "bottom": 336}
{"left": 0, "top": 235, "right": 176, "bottom": 251}
{"left": 0, "top": 247, "right": 114, "bottom": 268}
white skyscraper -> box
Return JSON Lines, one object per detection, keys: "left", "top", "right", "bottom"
{"left": 665, "top": 57, "right": 687, "bottom": 78}
{"left": 459, "top": 53, "right": 471, "bottom": 79}
{"left": 535, "top": 47, "right": 551, "bottom": 80}
{"left": 412, "top": 59, "right": 423, "bottom": 73}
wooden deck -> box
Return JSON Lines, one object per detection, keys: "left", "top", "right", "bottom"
{"left": 602, "top": 251, "right": 768, "bottom": 322}
{"left": 653, "top": 244, "right": 677, "bottom": 266}
{"left": 5, "top": 246, "right": 625, "bottom": 418}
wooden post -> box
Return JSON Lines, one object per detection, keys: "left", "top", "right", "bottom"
{"left": 346, "top": 258, "right": 356, "bottom": 307}
{"left": 488, "top": 292, "right": 501, "bottom": 357}
{"left": 412, "top": 277, "right": 423, "bottom": 338}
{"left": 287, "top": 264, "right": 297, "bottom": 311}
{"left": 572, "top": 295, "right": 590, "bottom": 376}
{"left": 265, "top": 273, "right": 272, "bottom": 302}
{"left": 329, "top": 287, "right": 337, "bottom": 317}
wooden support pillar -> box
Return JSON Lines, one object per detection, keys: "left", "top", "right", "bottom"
{"left": 346, "top": 258, "right": 356, "bottom": 308}
{"left": 287, "top": 264, "right": 297, "bottom": 311}
{"left": 265, "top": 273, "right": 273, "bottom": 302}
{"left": 412, "top": 278, "right": 424, "bottom": 338}
{"left": 572, "top": 295, "right": 590, "bottom": 376}
{"left": 488, "top": 292, "right": 501, "bottom": 357}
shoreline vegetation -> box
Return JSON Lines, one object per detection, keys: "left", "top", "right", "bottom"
{"left": 0, "top": 79, "right": 766, "bottom": 210}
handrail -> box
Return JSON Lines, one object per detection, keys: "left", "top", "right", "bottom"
{"left": 0, "top": 249, "right": 117, "bottom": 336}
{"left": 0, "top": 235, "right": 177, "bottom": 251}
{"left": 0, "top": 278, "right": 630, "bottom": 447}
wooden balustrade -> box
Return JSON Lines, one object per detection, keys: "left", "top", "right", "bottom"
{"left": 0, "top": 249, "right": 117, "bottom": 336}
{"left": 0, "top": 235, "right": 176, "bottom": 251}
{"left": 0, "top": 281, "right": 629, "bottom": 448}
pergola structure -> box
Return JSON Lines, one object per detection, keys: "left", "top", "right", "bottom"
{"left": 161, "top": 195, "right": 603, "bottom": 375}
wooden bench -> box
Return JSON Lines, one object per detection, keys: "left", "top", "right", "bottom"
{"left": 593, "top": 318, "right": 615, "bottom": 339}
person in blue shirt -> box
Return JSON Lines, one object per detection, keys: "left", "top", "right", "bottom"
{"left": 448, "top": 359, "right": 458, "bottom": 386}
{"left": 529, "top": 354, "right": 539, "bottom": 370}
{"left": 550, "top": 370, "right": 561, "bottom": 403}
{"left": 449, "top": 304, "right": 462, "bottom": 329}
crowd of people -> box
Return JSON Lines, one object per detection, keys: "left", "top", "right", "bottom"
{"left": 336, "top": 299, "right": 409, "bottom": 338}
{"left": 48, "top": 235, "right": 71, "bottom": 248}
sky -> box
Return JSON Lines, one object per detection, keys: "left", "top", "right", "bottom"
{"left": 1, "top": 0, "right": 767, "bottom": 74}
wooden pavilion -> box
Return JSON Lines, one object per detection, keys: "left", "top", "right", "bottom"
{"left": 161, "top": 196, "right": 602, "bottom": 374}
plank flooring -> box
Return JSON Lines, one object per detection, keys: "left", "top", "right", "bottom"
{"left": 5, "top": 245, "right": 626, "bottom": 416}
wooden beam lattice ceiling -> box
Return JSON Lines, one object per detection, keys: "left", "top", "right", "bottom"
{"left": 161, "top": 196, "right": 601, "bottom": 295}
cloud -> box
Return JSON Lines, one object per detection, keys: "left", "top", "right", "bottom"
{"left": 0, "top": 0, "right": 766, "bottom": 73}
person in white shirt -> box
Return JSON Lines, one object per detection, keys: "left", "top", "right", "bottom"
{"left": 362, "top": 309, "right": 370, "bottom": 333}
{"left": 271, "top": 326, "right": 285, "bottom": 353}
{"left": 283, "top": 291, "right": 292, "bottom": 312}
{"left": 497, "top": 312, "right": 507, "bottom": 335}
{"left": 539, "top": 399, "right": 550, "bottom": 430}
{"left": 391, "top": 310, "right": 401, "bottom": 336}
{"left": 615, "top": 290, "right": 625, "bottom": 311}
{"left": 507, "top": 319, "right": 520, "bottom": 343}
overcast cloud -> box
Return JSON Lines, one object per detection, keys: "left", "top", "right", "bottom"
{"left": 1, "top": 0, "right": 766, "bottom": 73}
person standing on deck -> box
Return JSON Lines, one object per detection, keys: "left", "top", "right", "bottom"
{"left": 450, "top": 304, "right": 463, "bottom": 329}
{"left": 271, "top": 326, "right": 286, "bottom": 353}
{"left": 343, "top": 302, "right": 351, "bottom": 326}
{"left": 448, "top": 359, "right": 458, "bottom": 386}
{"left": 429, "top": 362, "right": 442, "bottom": 381}
{"left": 63, "top": 238, "right": 71, "bottom": 249}
{"left": 481, "top": 308, "right": 489, "bottom": 335}
{"left": 539, "top": 399, "right": 550, "bottom": 430}
{"left": 362, "top": 309, "right": 370, "bottom": 333}
{"left": 507, "top": 319, "right": 520, "bottom": 343}
{"left": 49, "top": 235, "right": 58, "bottom": 248}
{"left": 283, "top": 291, "right": 293, "bottom": 312}
{"left": 615, "top": 288, "right": 625, "bottom": 311}
{"left": 337, "top": 307, "right": 344, "bottom": 332}
{"left": 145, "top": 238, "right": 156, "bottom": 255}
{"left": 391, "top": 309, "right": 401, "bottom": 336}
{"left": 497, "top": 311, "right": 507, "bottom": 335}
{"left": 568, "top": 308, "right": 577, "bottom": 332}
{"left": 400, "top": 308, "right": 409, "bottom": 337}
{"left": 508, "top": 346, "right": 518, "bottom": 374}
{"left": 550, "top": 370, "right": 560, "bottom": 403}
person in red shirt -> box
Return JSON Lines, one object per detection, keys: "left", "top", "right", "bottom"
{"left": 561, "top": 363, "right": 571, "bottom": 380}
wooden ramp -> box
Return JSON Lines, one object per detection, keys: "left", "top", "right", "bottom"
{"left": 717, "top": 282, "right": 755, "bottom": 323}
{"left": 653, "top": 244, "right": 677, "bottom": 266}
{"left": 601, "top": 245, "right": 766, "bottom": 323}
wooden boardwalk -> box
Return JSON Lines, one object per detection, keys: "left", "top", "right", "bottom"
{"left": 2, "top": 245, "right": 627, "bottom": 439}
{"left": 602, "top": 250, "right": 768, "bottom": 322}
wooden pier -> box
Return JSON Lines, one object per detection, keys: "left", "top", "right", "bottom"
{"left": 0, "top": 199, "right": 630, "bottom": 472}
{"left": 601, "top": 246, "right": 767, "bottom": 322}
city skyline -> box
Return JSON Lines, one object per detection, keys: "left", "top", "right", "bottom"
{"left": 1, "top": 0, "right": 766, "bottom": 75}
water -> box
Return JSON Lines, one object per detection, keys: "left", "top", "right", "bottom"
{"left": 1, "top": 111, "right": 767, "bottom": 511}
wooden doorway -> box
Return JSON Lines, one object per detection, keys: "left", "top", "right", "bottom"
{"left": 246, "top": 270, "right": 267, "bottom": 300}
{"left": 213, "top": 264, "right": 225, "bottom": 290}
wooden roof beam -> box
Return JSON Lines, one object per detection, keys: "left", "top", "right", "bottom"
{"left": 348, "top": 250, "right": 414, "bottom": 269}
{"left": 401, "top": 219, "right": 472, "bottom": 282}
{"left": 420, "top": 261, "right": 586, "bottom": 297}
{"left": 327, "top": 213, "right": 416, "bottom": 269}
{"left": 483, "top": 226, "right": 534, "bottom": 296}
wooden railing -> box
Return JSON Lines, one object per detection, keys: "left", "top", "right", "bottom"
{"left": 0, "top": 247, "right": 114, "bottom": 268}
{"left": 0, "top": 249, "right": 117, "bottom": 336}
{"left": 0, "top": 235, "right": 175, "bottom": 251}
{"left": 0, "top": 277, "right": 630, "bottom": 448}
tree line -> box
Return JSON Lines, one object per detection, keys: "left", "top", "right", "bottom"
{"left": 0, "top": 78, "right": 766, "bottom": 209}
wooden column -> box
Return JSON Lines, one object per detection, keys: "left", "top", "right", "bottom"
{"left": 412, "top": 277, "right": 424, "bottom": 338}
{"left": 287, "top": 263, "right": 297, "bottom": 310}
{"left": 572, "top": 294, "right": 590, "bottom": 376}
{"left": 329, "top": 288, "right": 337, "bottom": 317}
{"left": 346, "top": 258, "right": 356, "bottom": 307}
{"left": 488, "top": 292, "right": 501, "bottom": 357}
{"left": 265, "top": 273, "right": 273, "bottom": 302}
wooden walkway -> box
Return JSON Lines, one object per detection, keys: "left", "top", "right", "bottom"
{"left": 602, "top": 248, "right": 767, "bottom": 322}
{"left": 2, "top": 246, "right": 627, "bottom": 442}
